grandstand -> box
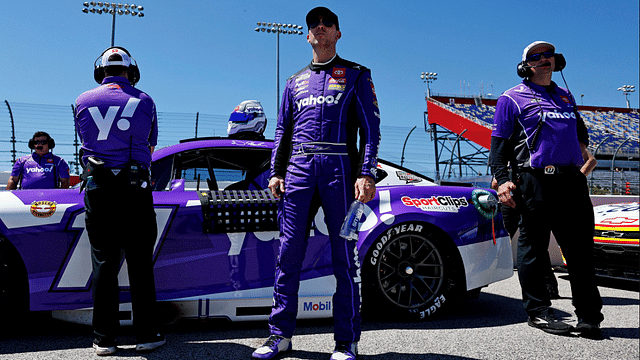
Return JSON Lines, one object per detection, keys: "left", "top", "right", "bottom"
{"left": 426, "top": 95, "right": 639, "bottom": 194}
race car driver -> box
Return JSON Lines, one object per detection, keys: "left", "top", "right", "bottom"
{"left": 75, "top": 46, "right": 165, "bottom": 355}
{"left": 490, "top": 41, "right": 603, "bottom": 339}
{"left": 6, "top": 131, "right": 70, "bottom": 190}
{"left": 252, "top": 7, "right": 380, "bottom": 360}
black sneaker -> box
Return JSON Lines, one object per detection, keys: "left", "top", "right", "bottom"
{"left": 92, "top": 338, "right": 117, "bottom": 356}
{"left": 575, "top": 320, "right": 602, "bottom": 339}
{"left": 136, "top": 333, "right": 166, "bottom": 352}
{"left": 527, "top": 315, "right": 574, "bottom": 335}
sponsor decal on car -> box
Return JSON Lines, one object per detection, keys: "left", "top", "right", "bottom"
{"left": 303, "top": 301, "right": 331, "bottom": 312}
{"left": 30, "top": 201, "right": 57, "bottom": 218}
{"left": 396, "top": 171, "right": 422, "bottom": 184}
{"left": 401, "top": 196, "right": 469, "bottom": 213}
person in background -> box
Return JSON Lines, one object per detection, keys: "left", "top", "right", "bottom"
{"left": 7, "top": 131, "right": 69, "bottom": 190}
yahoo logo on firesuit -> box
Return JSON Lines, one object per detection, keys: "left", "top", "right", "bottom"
{"left": 295, "top": 93, "right": 343, "bottom": 111}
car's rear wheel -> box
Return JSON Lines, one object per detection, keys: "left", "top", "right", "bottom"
{"left": 363, "top": 223, "right": 458, "bottom": 320}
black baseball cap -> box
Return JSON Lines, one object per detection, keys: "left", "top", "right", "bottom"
{"left": 306, "top": 6, "right": 340, "bottom": 30}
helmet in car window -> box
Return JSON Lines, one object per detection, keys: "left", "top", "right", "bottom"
{"left": 227, "top": 100, "right": 267, "bottom": 139}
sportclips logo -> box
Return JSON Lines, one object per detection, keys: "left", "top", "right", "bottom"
{"left": 303, "top": 301, "right": 331, "bottom": 312}
{"left": 295, "top": 93, "right": 343, "bottom": 111}
{"left": 541, "top": 110, "right": 576, "bottom": 122}
{"left": 402, "top": 195, "right": 469, "bottom": 213}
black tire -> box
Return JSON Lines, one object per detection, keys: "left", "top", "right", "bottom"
{"left": 363, "top": 222, "right": 459, "bottom": 320}
{"left": 0, "top": 238, "right": 29, "bottom": 326}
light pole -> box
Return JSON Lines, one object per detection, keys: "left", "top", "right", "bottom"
{"left": 617, "top": 85, "right": 635, "bottom": 108}
{"left": 255, "top": 22, "right": 304, "bottom": 117}
{"left": 420, "top": 72, "right": 437, "bottom": 98}
{"left": 82, "top": 2, "right": 144, "bottom": 47}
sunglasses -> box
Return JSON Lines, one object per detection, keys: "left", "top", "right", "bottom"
{"left": 527, "top": 50, "right": 555, "bottom": 62}
{"left": 33, "top": 140, "right": 48, "bottom": 145}
{"left": 309, "top": 19, "right": 335, "bottom": 29}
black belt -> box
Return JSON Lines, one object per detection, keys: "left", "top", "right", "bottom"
{"left": 525, "top": 165, "right": 580, "bottom": 175}
{"left": 291, "top": 142, "right": 348, "bottom": 156}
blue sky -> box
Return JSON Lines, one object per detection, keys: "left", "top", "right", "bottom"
{"left": 1, "top": 0, "right": 638, "bottom": 133}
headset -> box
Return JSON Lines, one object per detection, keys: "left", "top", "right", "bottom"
{"left": 28, "top": 131, "right": 55, "bottom": 150}
{"left": 93, "top": 46, "right": 141, "bottom": 86}
{"left": 517, "top": 53, "right": 566, "bottom": 78}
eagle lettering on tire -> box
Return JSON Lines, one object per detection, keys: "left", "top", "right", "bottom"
{"left": 364, "top": 222, "right": 457, "bottom": 320}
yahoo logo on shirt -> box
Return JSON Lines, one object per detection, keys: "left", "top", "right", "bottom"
{"left": 87, "top": 98, "right": 141, "bottom": 140}
{"left": 26, "top": 167, "right": 53, "bottom": 174}
{"left": 541, "top": 110, "right": 576, "bottom": 122}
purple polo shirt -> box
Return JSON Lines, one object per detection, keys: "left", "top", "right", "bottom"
{"left": 10, "top": 152, "right": 70, "bottom": 189}
{"left": 75, "top": 76, "right": 158, "bottom": 169}
{"left": 492, "top": 80, "right": 586, "bottom": 169}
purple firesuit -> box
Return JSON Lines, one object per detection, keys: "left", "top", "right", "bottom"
{"left": 269, "top": 56, "right": 381, "bottom": 342}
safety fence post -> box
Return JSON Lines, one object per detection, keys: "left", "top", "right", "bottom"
{"left": 4, "top": 100, "right": 17, "bottom": 165}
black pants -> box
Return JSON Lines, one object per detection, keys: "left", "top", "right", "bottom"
{"left": 501, "top": 204, "right": 558, "bottom": 290}
{"left": 515, "top": 170, "right": 603, "bottom": 323}
{"left": 85, "top": 183, "right": 158, "bottom": 341}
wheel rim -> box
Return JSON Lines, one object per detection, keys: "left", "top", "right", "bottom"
{"left": 375, "top": 233, "right": 444, "bottom": 309}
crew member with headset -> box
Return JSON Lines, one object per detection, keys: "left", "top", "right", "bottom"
{"left": 6, "top": 131, "right": 70, "bottom": 190}
{"left": 75, "top": 46, "right": 165, "bottom": 355}
{"left": 490, "top": 41, "right": 603, "bottom": 339}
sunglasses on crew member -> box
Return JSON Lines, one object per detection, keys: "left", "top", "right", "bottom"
{"left": 33, "top": 140, "right": 48, "bottom": 145}
{"left": 526, "top": 50, "right": 555, "bottom": 62}
{"left": 309, "top": 18, "right": 335, "bottom": 29}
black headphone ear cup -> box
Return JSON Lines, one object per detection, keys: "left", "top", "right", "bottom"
{"left": 94, "top": 65, "right": 106, "bottom": 84}
{"left": 28, "top": 139, "right": 35, "bottom": 149}
{"left": 128, "top": 64, "right": 140, "bottom": 86}
{"left": 554, "top": 53, "right": 566, "bottom": 72}
{"left": 517, "top": 61, "right": 532, "bottom": 78}
{"left": 48, "top": 138, "right": 55, "bottom": 149}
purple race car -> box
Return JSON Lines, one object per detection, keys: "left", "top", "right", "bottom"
{"left": 0, "top": 137, "right": 513, "bottom": 325}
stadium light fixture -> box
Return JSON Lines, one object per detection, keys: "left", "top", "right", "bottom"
{"left": 617, "top": 85, "right": 635, "bottom": 109}
{"left": 420, "top": 72, "right": 438, "bottom": 98}
{"left": 255, "top": 21, "right": 304, "bottom": 117}
{"left": 82, "top": 2, "right": 144, "bottom": 47}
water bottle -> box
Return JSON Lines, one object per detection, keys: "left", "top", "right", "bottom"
{"left": 340, "top": 200, "right": 365, "bottom": 241}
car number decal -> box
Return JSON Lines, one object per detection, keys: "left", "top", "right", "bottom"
{"left": 52, "top": 207, "right": 174, "bottom": 290}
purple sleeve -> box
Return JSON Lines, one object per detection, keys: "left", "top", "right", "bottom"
{"left": 148, "top": 99, "right": 158, "bottom": 147}
{"left": 491, "top": 94, "right": 518, "bottom": 139}
{"left": 270, "top": 80, "right": 294, "bottom": 178}
{"left": 354, "top": 71, "right": 381, "bottom": 179}
{"left": 10, "top": 157, "right": 24, "bottom": 177}
{"left": 57, "top": 157, "right": 70, "bottom": 179}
